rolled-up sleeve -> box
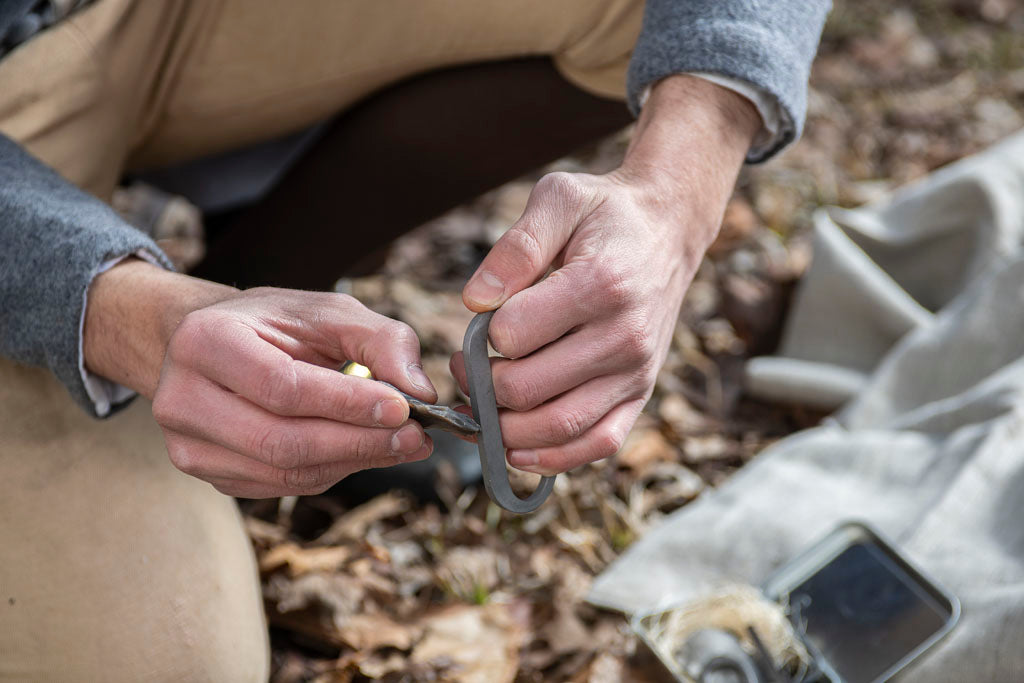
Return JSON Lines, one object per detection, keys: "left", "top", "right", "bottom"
{"left": 627, "top": 0, "right": 831, "bottom": 162}
{"left": 0, "top": 133, "right": 172, "bottom": 417}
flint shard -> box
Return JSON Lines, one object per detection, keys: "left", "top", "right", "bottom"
{"left": 381, "top": 383, "right": 481, "bottom": 437}
{"left": 340, "top": 362, "right": 481, "bottom": 437}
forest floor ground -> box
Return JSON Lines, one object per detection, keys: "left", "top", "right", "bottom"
{"left": 243, "top": 3, "right": 1024, "bottom": 680}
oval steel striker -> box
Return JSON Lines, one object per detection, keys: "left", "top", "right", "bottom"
{"left": 462, "top": 311, "right": 555, "bottom": 514}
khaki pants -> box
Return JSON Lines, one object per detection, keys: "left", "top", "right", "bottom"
{"left": 0, "top": 0, "right": 642, "bottom": 679}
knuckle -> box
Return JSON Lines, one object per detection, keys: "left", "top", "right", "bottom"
{"left": 618, "top": 318, "right": 655, "bottom": 366}
{"left": 489, "top": 320, "right": 522, "bottom": 359}
{"left": 499, "top": 227, "right": 545, "bottom": 275}
{"left": 330, "top": 292, "right": 359, "bottom": 309}
{"left": 253, "top": 422, "right": 305, "bottom": 469}
{"left": 375, "top": 319, "right": 418, "bottom": 354}
{"left": 325, "top": 380, "right": 357, "bottom": 417}
{"left": 496, "top": 372, "right": 543, "bottom": 412}
{"left": 282, "top": 463, "right": 324, "bottom": 491}
{"left": 279, "top": 467, "right": 299, "bottom": 490}
{"left": 388, "top": 320, "right": 417, "bottom": 343}
{"left": 166, "top": 441, "right": 196, "bottom": 474}
{"left": 547, "top": 408, "right": 588, "bottom": 443}
{"left": 593, "top": 262, "right": 632, "bottom": 309}
{"left": 151, "top": 390, "right": 177, "bottom": 428}
{"left": 256, "top": 360, "right": 300, "bottom": 413}
{"left": 595, "top": 428, "right": 625, "bottom": 459}
{"left": 536, "top": 171, "right": 583, "bottom": 201}
{"left": 348, "top": 431, "right": 384, "bottom": 470}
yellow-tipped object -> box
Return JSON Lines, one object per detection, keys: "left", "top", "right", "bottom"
{"left": 340, "top": 361, "right": 373, "bottom": 379}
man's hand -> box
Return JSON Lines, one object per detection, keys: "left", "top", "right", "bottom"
{"left": 450, "top": 75, "right": 760, "bottom": 476}
{"left": 84, "top": 262, "right": 436, "bottom": 497}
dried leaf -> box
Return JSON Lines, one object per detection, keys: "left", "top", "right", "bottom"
{"left": 698, "top": 318, "right": 745, "bottom": 356}
{"left": 683, "top": 434, "right": 735, "bottom": 463}
{"left": 354, "top": 650, "right": 407, "bottom": 679}
{"left": 309, "top": 671, "right": 353, "bottom": 683}
{"left": 638, "top": 463, "right": 706, "bottom": 514}
{"left": 347, "top": 556, "right": 399, "bottom": 599}
{"left": 336, "top": 613, "right": 420, "bottom": 651}
{"left": 244, "top": 516, "right": 288, "bottom": 547}
{"left": 569, "top": 652, "right": 626, "bottom": 683}
{"left": 658, "top": 394, "right": 713, "bottom": 438}
{"left": 545, "top": 607, "right": 592, "bottom": 656}
{"left": 410, "top": 603, "right": 527, "bottom": 683}
{"left": 436, "top": 546, "right": 502, "bottom": 603}
{"left": 616, "top": 429, "right": 679, "bottom": 474}
{"left": 317, "top": 493, "right": 410, "bottom": 544}
{"left": 266, "top": 573, "right": 366, "bottom": 618}
{"left": 708, "top": 197, "right": 759, "bottom": 256}
{"left": 260, "top": 543, "right": 352, "bottom": 577}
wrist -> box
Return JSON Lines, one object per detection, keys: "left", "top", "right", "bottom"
{"left": 622, "top": 74, "right": 760, "bottom": 183}
{"left": 83, "top": 259, "right": 238, "bottom": 398}
{"left": 615, "top": 75, "right": 759, "bottom": 247}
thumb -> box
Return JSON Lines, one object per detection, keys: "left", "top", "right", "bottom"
{"left": 463, "top": 173, "right": 589, "bottom": 312}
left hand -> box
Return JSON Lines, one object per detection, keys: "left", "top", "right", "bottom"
{"left": 449, "top": 75, "right": 760, "bottom": 475}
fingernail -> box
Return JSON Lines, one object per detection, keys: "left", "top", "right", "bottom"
{"left": 406, "top": 364, "right": 435, "bottom": 395}
{"left": 508, "top": 450, "right": 538, "bottom": 467}
{"left": 412, "top": 436, "right": 434, "bottom": 461}
{"left": 466, "top": 270, "right": 505, "bottom": 307}
{"left": 373, "top": 398, "right": 406, "bottom": 427}
{"left": 391, "top": 424, "right": 424, "bottom": 454}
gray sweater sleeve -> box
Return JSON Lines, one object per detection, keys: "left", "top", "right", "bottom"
{"left": 0, "top": 133, "right": 171, "bottom": 416}
{"left": 628, "top": 0, "right": 831, "bottom": 162}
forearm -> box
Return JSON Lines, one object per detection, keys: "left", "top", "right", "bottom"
{"left": 83, "top": 260, "right": 237, "bottom": 399}
{"left": 617, "top": 74, "right": 760, "bottom": 253}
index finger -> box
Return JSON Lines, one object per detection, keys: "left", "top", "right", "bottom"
{"left": 486, "top": 262, "right": 596, "bottom": 359}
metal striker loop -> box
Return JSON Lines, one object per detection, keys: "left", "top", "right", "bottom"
{"left": 462, "top": 311, "right": 556, "bottom": 514}
{"left": 342, "top": 311, "right": 555, "bottom": 514}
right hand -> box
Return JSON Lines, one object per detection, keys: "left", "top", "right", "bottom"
{"left": 85, "top": 261, "right": 436, "bottom": 498}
